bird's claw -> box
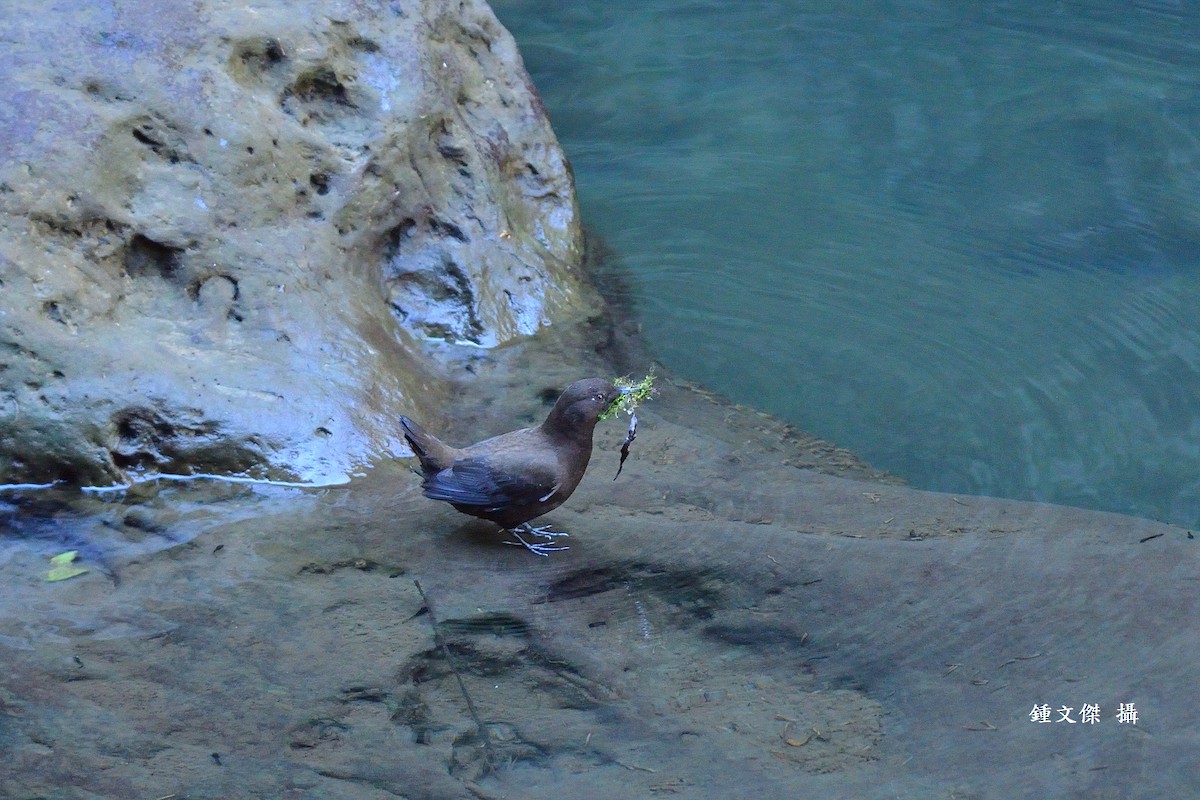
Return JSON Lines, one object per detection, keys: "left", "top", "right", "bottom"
{"left": 503, "top": 524, "right": 571, "bottom": 556}
{"left": 503, "top": 538, "right": 569, "bottom": 556}
{"left": 524, "top": 523, "right": 569, "bottom": 539}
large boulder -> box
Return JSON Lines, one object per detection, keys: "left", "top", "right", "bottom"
{"left": 0, "top": 0, "right": 595, "bottom": 486}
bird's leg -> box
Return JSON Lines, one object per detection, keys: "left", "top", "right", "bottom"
{"left": 502, "top": 523, "right": 570, "bottom": 556}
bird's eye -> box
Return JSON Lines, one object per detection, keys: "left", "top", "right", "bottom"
{"left": 594, "top": 393, "right": 605, "bottom": 401}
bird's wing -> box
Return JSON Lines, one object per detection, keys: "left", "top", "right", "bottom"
{"left": 420, "top": 455, "right": 560, "bottom": 513}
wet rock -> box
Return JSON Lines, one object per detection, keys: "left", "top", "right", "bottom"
{"left": 0, "top": 0, "right": 595, "bottom": 486}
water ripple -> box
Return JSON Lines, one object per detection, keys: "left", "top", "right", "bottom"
{"left": 498, "top": 0, "right": 1200, "bottom": 524}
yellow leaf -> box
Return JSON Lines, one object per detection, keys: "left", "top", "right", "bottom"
{"left": 46, "top": 551, "right": 88, "bottom": 582}
{"left": 47, "top": 565, "right": 89, "bottom": 582}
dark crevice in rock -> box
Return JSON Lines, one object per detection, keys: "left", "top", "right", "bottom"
{"left": 230, "top": 37, "right": 287, "bottom": 77}
{"left": 292, "top": 66, "right": 355, "bottom": 105}
{"left": 347, "top": 36, "right": 380, "bottom": 53}
{"left": 429, "top": 216, "right": 467, "bottom": 243}
{"left": 382, "top": 215, "right": 485, "bottom": 343}
{"left": 110, "top": 448, "right": 158, "bottom": 472}
{"left": 439, "top": 262, "right": 472, "bottom": 302}
{"left": 51, "top": 463, "right": 83, "bottom": 485}
{"left": 27, "top": 214, "right": 131, "bottom": 269}
{"left": 393, "top": 259, "right": 483, "bottom": 344}
{"left": 190, "top": 273, "right": 239, "bottom": 300}
{"left": 386, "top": 218, "right": 418, "bottom": 249}
{"left": 82, "top": 78, "right": 134, "bottom": 103}
{"left": 42, "top": 301, "right": 67, "bottom": 325}
{"left": 124, "top": 235, "right": 184, "bottom": 280}
{"left": 190, "top": 274, "right": 242, "bottom": 322}
{"left": 283, "top": 65, "right": 359, "bottom": 123}
{"left": 437, "top": 139, "right": 468, "bottom": 166}
{"left": 131, "top": 127, "right": 160, "bottom": 149}
{"left": 129, "top": 114, "right": 193, "bottom": 164}
{"left": 115, "top": 407, "right": 182, "bottom": 445}
{"left": 107, "top": 406, "right": 273, "bottom": 479}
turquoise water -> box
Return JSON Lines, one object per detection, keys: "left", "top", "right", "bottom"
{"left": 493, "top": 1, "right": 1200, "bottom": 525}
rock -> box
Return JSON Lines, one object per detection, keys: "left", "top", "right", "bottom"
{"left": 0, "top": 0, "right": 597, "bottom": 486}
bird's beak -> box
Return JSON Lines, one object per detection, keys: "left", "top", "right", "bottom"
{"left": 618, "top": 386, "right": 633, "bottom": 395}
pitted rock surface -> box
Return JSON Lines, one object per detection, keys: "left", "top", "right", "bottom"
{"left": 0, "top": 0, "right": 595, "bottom": 485}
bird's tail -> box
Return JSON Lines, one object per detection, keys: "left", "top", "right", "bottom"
{"left": 399, "top": 416, "right": 456, "bottom": 474}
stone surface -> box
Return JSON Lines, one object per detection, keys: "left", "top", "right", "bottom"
{"left": 0, "top": 366, "right": 1193, "bottom": 799}
{"left": 0, "top": 0, "right": 594, "bottom": 486}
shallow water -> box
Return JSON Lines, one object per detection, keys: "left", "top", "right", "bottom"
{"left": 493, "top": 0, "right": 1200, "bottom": 526}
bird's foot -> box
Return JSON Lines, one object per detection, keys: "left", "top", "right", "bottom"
{"left": 502, "top": 523, "right": 570, "bottom": 556}
{"left": 524, "top": 523, "right": 569, "bottom": 539}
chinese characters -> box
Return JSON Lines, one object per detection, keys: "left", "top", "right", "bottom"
{"left": 1029, "top": 703, "right": 1136, "bottom": 724}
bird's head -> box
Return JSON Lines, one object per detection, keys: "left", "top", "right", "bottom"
{"left": 541, "top": 378, "right": 625, "bottom": 438}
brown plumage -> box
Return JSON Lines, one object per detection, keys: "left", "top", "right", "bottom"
{"left": 400, "top": 378, "right": 624, "bottom": 555}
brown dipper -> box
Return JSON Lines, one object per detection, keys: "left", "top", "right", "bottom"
{"left": 399, "top": 378, "right": 626, "bottom": 555}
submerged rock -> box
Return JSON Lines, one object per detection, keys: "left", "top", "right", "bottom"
{"left": 0, "top": 0, "right": 595, "bottom": 486}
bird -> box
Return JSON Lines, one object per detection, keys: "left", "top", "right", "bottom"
{"left": 399, "top": 378, "right": 626, "bottom": 555}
